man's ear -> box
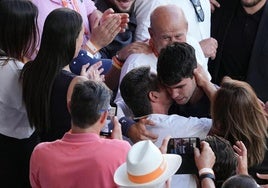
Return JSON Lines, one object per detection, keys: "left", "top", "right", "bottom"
{"left": 149, "top": 91, "right": 159, "bottom": 103}
{"left": 148, "top": 27, "right": 153, "bottom": 38}
{"left": 67, "top": 100, "right": 71, "bottom": 114}
{"left": 99, "top": 111, "right": 108, "bottom": 124}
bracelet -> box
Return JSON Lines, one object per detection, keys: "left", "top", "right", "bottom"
{"left": 86, "top": 40, "right": 99, "bottom": 55}
{"left": 199, "top": 173, "right": 215, "bottom": 181}
{"left": 112, "top": 56, "right": 124, "bottom": 70}
{"left": 112, "top": 61, "right": 122, "bottom": 70}
{"left": 199, "top": 168, "right": 214, "bottom": 176}
{"left": 116, "top": 52, "right": 125, "bottom": 62}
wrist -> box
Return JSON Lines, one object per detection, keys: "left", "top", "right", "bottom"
{"left": 85, "top": 40, "right": 100, "bottom": 55}
{"left": 199, "top": 168, "right": 214, "bottom": 176}
{"left": 112, "top": 56, "right": 124, "bottom": 70}
{"left": 199, "top": 173, "right": 215, "bottom": 182}
{"left": 116, "top": 51, "right": 125, "bottom": 62}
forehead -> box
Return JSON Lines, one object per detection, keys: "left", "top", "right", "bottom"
{"left": 153, "top": 19, "right": 186, "bottom": 35}
{"left": 167, "top": 78, "right": 193, "bottom": 89}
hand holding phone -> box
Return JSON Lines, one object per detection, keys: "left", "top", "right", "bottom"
{"left": 167, "top": 137, "right": 200, "bottom": 174}
{"left": 100, "top": 106, "right": 117, "bottom": 137}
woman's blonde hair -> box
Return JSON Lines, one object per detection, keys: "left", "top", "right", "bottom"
{"left": 211, "top": 77, "right": 268, "bottom": 167}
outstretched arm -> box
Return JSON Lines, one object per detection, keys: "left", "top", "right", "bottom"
{"left": 194, "top": 141, "right": 216, "bottom": 188}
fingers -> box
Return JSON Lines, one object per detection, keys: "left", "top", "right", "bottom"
{"left": 233, "top": 141, "right": 247, "bottom": 156}
{"left": 257, "top": 173, "right": 268, "bottom": 180}
{"left": 89, "top": 61, "right": 102, "bottom": 71}
{"left": 234, "top": 141, "right": 248, "bottom": 175}
{"left": 118, "top": 13, "right": 129, "bottom": 32}
{"left": 210, "top": 0, "right": 220, "bottom": 8}
{"left": 199, "top": 38, "right": 218, "bottom": 59}
{"left": 128, "top": 118, "right": 158, "bottom": 143}
{"left": 90, "top": 14, "right": 121, "bottom": 48}
{"left": 194, "top": 141, "right": 215, "bottom": 170}
{"left": 80, "top": 61, "right": 105, "bottom": 81}
{"left": 102, "top": 14, "right": 121, "bottom": 33}
{"left": 116, "top": 42, "right": 151, "bottom": 61}
{"left": 210, "top": 0, "right": 220, "bottom": 12}
{"left": 159, "top": 136, "right": 171, "bottom": 154}
{"left": 194, "top": 146, "right": 201, "bottom": 158}
{"left": 102, "top": 8, "right": 114, "bottom": 19}
{"left": 80, "top": 63, "right": 90, "bottom": 75}
{"left": 111, "top": 116, "right": 123, "bottom": 140}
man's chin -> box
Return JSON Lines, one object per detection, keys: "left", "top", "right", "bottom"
{"left": 116, "top": 1, "right": 134, "bottom": 13}
{"left": 175, "top": 98, "right": 188, "bottom": 105}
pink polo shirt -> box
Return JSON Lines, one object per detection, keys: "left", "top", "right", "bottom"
{"left": 30, "top": 132, "right": 131, "bottom": 188}
{"left": 32, "top": 0, "right": 96, "bottom": 49}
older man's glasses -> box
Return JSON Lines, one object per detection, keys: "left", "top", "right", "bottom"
{"left": 190, "top": 0, "right": 205, "bottom": 22}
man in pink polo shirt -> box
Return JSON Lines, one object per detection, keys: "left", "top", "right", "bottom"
{"left": 29, "top": 79, "right": 131, "bottom": 188}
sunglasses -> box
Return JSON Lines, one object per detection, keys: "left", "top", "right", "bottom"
{"left": 190, "top": 0, "right": 205, "bottom": 22}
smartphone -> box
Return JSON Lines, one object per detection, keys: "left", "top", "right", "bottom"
{"left": 100, "top": 106, "right": 117, "bottom": 137}
{"left": 167, "top": 137, "right": 200, "bottom": 174}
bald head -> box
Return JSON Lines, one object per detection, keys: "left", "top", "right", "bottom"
{"left": 149, "top": 5, "right": 188, "bottom": 53}
{"left": 150, "top": 5, "right": 188, "bottom": 31}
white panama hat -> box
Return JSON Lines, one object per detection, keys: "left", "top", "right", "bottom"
{"left": 114, "top": 140, "right": 182, "bottom": 187}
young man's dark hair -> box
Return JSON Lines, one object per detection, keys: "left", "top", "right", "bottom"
{"left": 70, "top": 80, "right": 112, "bottom": 128}
{"left": 156, "top": 41, "right": 211, "bottom": 118}
{"left": 120, "top": 66, "right": 160, "bottom": 117}
{"left": 157, "top": 42, "right": 197, "bottom": 86}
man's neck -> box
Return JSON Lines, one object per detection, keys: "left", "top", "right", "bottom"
{"left": 151, "top": 103, "right": 170, "bottom": 115}
{"left": 243, "top": 0, "right": 266, "bottom": 14}
{"left": 70, "top": 124, "right": 100, "bottom": 134}
{"left": 189, "top": 87, "right": 204, "bottom": 104}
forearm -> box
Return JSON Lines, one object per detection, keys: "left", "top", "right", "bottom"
{"left": 104, "top": 65, "right": 121, "bottom": 91}
{"left": 119, "top": 117, "right": 135, "bottom": 137}
{"left": 202, "top": 83, "right": 218, "bottom": 102}
{"left": 201, "top": 178, "right": 215, "bottom": 188}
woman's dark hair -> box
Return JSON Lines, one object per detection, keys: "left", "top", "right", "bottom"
{"left": 0, "top": 0, "right": 38, "bottom": 62}
{"left": 211, "top": 77, "right": 268, "bottom": 167}
{"left": 21, "top": 8, "right": 83, "bottom": 131}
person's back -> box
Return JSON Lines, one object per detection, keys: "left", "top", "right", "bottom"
{"left": 30, "top": 134, "right": 129, "bottom": 188}
{"left": 30, "top": 80, "right": 131, "bottom": 188}
{"left": 0, "top": 0, "right": 39, "bottom": 187}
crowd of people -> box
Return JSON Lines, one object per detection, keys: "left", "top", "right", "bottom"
{"left": 1, "top": 0, "right": 268, "bottom": 187}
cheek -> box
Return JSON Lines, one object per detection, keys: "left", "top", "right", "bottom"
{"left": 157, "top": 41, "right": 169, "bottom": 53}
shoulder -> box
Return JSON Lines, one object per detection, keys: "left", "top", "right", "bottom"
{"left": 31, "top": 141, "right": 57, "bottom": 158}
{"left": 102, "top": 139, "right": 131, "bottom": 151}
{"left": 124, "top": 52, "right": 156, "bottom": 68}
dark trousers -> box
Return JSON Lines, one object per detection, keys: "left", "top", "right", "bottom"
{"left": 0, "top": 131, "right": 40, "bottom": 188}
